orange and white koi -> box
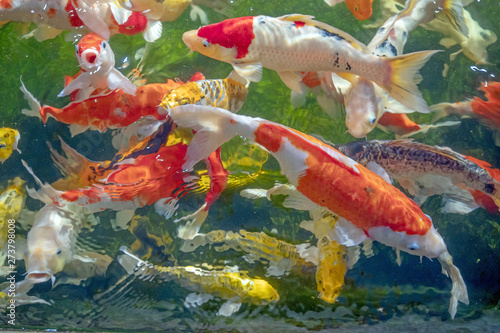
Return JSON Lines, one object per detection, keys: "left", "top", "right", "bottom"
{"left": 377, "top": 112, "right": 460, "bottom": 138}
{"left": 168, "top": 104, "right": 469, "bottom": 318}
{"left": 335, "top": 139, "right": 500, "bottom": 214}
{"left": 21, "top": 75, "right": 199, "bottom": 136}
{"left": 324, "top": 0, "right": 373, "bottom": 21}
{"left": 58, "top": 32, "right": 137, "bottom": 101}
{"left": 431, "top": 81, "right": 500, "bottom": 143}
{"left": 182, "top": 14, "right": 439, "bottom": 113}
{"left": 0, "top": 0, "right": 160, "bottom": 42}
{"left": 0, "top": 128, "right": 20, "bottom": 163}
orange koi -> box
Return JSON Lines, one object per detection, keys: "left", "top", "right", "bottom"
{"left": 23, "top": 120, "right": 229, "bottom": 235}
{"left": 377, "top": 112, "right": 460, "bottom": 138}
{"left": 169, "top": 105, "right": 468, "bottom": 318}
{"left": 431, "top": 81, "right": 500, "bottom": 131}
{"left": 21, "top": 74, "right": 202, "bottom": 136}
{"left": 324, "top": 0, "right": 373, "bottom": 21}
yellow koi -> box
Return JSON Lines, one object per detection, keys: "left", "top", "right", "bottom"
{"left": 0, "top": 128, "right": 20, "bottom": 163}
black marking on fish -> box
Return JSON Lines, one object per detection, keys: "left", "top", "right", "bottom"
{"left": 484, "top": 183, "right": 495, "bottom": 194}
{"left": 319, "top": 28, "right": 342, "bottom": 40}
{"left": 402, "top": 31, "right": 408, "bottom": 40}
{"left": 379, "top": 40, "right": 397, "bottom": 57}
{"left": 346, "top": 62, "right": 352, "bottom": 71}
{"left": 334, "top": 53, "right": 340, "bottom": 68}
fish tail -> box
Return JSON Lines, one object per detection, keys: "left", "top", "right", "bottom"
{"left": 20, "top": 79, "right": 44, "bottom": 121}
{"left": 381, "top": 50, "right": 440, "bottom": 113}
{"left": 441, "top": 0, "right": 469, "bottom": 37}
{"left": 396, "top": 121, "right": 461, "bottom": 139}
{"left": 168, "top": 105, "right": 253, "bottom": 171}
{"left": 49, "top": 138, "right": 93, "bottom": 182}
{"left": 438, "top": 250, "right": 469, "bottom": 319}
{"left": 21, "top": 160, "right": 63, "bottom": 206}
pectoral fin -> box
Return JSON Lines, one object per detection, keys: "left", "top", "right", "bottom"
{"left": 232, "top": 63, "right": 263, "bottom": 82}
{"left": 278, "top": 71, "right": 304, "bottom": 93}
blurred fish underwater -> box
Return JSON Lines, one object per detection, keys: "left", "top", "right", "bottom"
{"left": 0, "top": 0, "right": 499, "bottom": 331}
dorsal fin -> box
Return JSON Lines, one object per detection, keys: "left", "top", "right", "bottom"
{"left": 278, "top": 14, "right": 368, "bottom": 51}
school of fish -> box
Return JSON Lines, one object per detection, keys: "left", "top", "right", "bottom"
{"left": 0, "top": 0, "right": 499, "bottom": 326}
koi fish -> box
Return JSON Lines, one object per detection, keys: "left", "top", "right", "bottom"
{"left": 377, "top": 112, "right": 460, "bottom": 138}
{"left": 430, "top": 81, "right": 500, "bottom": 143}
{"left": 0, "top": 0, "right": 161, "bottom": 42}
{"left": 116, "top": 246, "right": 279, "bottom": 316}
{"left": 334, "top": 139, "right": 500, "bottom": 214}
{"left": 168, "top": 104, "right": 468, "bottom": 318}
{"left": 182, "top": 14, "right": 439, "bottom": 113}
{"left": 0, "top": 128, "right": 20, "bottom": 163}
{"left": 0, "top": 178, "right": 26, "bottom": 272}
{"left": 324, "top": 0, "right": 373, "bottom": 21}
{"left": 20, "top": 76, "right": 195, "bottom": 136}
{"left": 57, "top": 32, "right": 137, "bottom": 101}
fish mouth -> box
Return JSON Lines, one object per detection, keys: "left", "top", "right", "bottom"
{"left": 80, "top": 50, "right": 100, "bottom": 69}
{"left": 182, "top": 30, "right": 197, "bottom": 50}
{"left": 26, "top": 271, "right": 53, "bottom": 284}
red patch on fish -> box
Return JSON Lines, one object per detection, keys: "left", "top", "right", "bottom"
{"left": 77, "top": 33, "right": 103, "bottom": 57}
{"left": 47, "top": 8, "right": 57, "bottom": 19}
{"left": 0, "top": 0, "right": 13, "bottom": 9}
{"left": 198, "top": 16, "right": 255, "bottom": 59}
{"left": 294, "top": 21, "right": 305, "bottom": 28}
{"left": 65, "top": 1, "right": 84, "bottom": 27}
{"left": 471, "top": 81, "right": 500, "bottom": 128}
{"left": 116, "top": 12, "right": 148, "bottom": 35}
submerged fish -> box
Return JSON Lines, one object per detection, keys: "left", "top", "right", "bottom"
{"left": 117, "top": 246, "right": 279, "bottom": 315}
{"left": 377, "top": 112, "right": 460, "bottom": 138}
{"left": 0, "top": 128, "right": 20, "bottom": 163}
{"left": 0, "top": 0, "right": 160, "bottom": 42}
{"left": 58, "top": 32, "right": 137, "bottom": 101}
{"left": 168, "top": 104, "right": 469, "bottom": 318}
{"left": 21, "top": 74, "right": 201, "bottom": 136}
{"left": 335, "top": 139, "right": 500, "bottom": 214}
{"left": 431, "top": 81, "right": 500, "bottom": 142}
{"left": 324, "top": 0, "right": 373, "bottom": 21}
{"left": 182, "top": 14, "right": 438, "bottom": 113}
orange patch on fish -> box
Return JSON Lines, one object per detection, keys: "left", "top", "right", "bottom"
{"left": 378, "top": 112, "right": 420, "bottom": 136}
{"left": 471, "top": 81, "right": 500, "bottom": 128}
{"left": 346, "top": 0, "right": 373, "bottom": 21}
{"left": 0, "top": 0, "right": 13, "bottom": 9}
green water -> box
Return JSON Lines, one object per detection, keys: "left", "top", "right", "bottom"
{"left": 1, "top": 0, "right": 500, "bottom": 331}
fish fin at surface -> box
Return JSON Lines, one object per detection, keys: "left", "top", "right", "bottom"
{"left": 143, "top": 20, "right": 163, "bottom": 43}
{"left": 232, "top": 62, "right": 263, "bottom": 82}
{"left": 381, "top": 50, "right": 440, "bottom": 113}
{"left": 108, "top": 68, "right": 137, "bottom": 95}
{"left": 74, "top": 0, "right": 110, "bottom": 40}
{"left": 168, "top": 105, "right": 245, "bottom": 171}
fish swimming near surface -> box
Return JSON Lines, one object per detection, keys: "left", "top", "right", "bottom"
{"left": 324, "top": 0, "right": 373, "bottom": 20}
{"left": 116, "top": 246, "right": 279, "bottom": 316}
{"left": 0, "top": 0, "right": 162, "bottom": 42}
{"left": 431, "top": 81, "right": 500, "bottom": 145}
{"left": 167, "top": 104, "right": 469, "bottom": 318}
{"left": 0, "top": 128, "right": 20, "bottom": 163}
{"left": 57, "top": 32, "right": 137, "bottom": 102}
{"left": 20, "top": 73, "right": 203, "bottom": 136}
{"left": 334, "top": 139, "right": 500, "bottom": 214}
{"left": 182, "top": 14, "right": 439, "bottom": 113}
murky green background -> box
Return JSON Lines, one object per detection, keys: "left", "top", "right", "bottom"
{"left": 0, "top": 0, "right": 499, "bottom": 331}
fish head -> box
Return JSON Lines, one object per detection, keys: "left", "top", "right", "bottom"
{"left": 346, "top": 0, "right": 373, "bottom": 21}
{"left": 24, "top": 222, "right": 74, "bottom": 284}
{"left": 368, "top": 224, "right": 447, "bottom": 259}
{"left": 247, "top": 279, "right": 280, "bottom": 303}
{"left": 183, "top": 17, "right": 255, "bottom": 62}
{"left": 345, "top": 79, "right": 385, "bottom": 138}
{"left": 75, "top": 33, "right": 114, "bottom": 73}
{"left": 0, "top": 128, "right": 20, "bottom": 162}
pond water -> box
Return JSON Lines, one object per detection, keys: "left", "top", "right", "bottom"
{"left": 0, "top": 0, "right": 499, "bottom": 331}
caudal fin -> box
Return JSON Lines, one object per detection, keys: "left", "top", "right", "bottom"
{"left": 438, "top": 250, "right": 469, "bottom": 319}
{"left": 168, "top": 105, "right": 246, "bottom": 170}
{"left": 381, "top": 50, "right": 440, "bottom": 114}
{"left": 20, "top": 79, "right": 43, "bottom": 121}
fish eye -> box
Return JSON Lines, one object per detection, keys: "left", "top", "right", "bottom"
{"left": 101, "top": 41, "right": 107, "bottom": 49}
{"left": 407, "top": 244, "right": 419, "bottom": 251}
{"left": 56, "top": 249, "right": 62, "bottom": 255}
{"left": 75, "top": 45, "right": 79, "bottom": 54}
{"left": 202, "top": 40, "right": 210, "bottom": 48}
{"left": 368, "top": 116, "right": 376, "bottom": 125}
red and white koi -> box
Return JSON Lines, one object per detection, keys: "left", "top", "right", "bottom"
{"left": 168, "top": 104, "right": 468, "bottom": 317}
{"left": 182, "top": 14, "right": 439, "bottom": 113}
{"left": 58, "top": 32, "right": 137, "bottom": 101}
